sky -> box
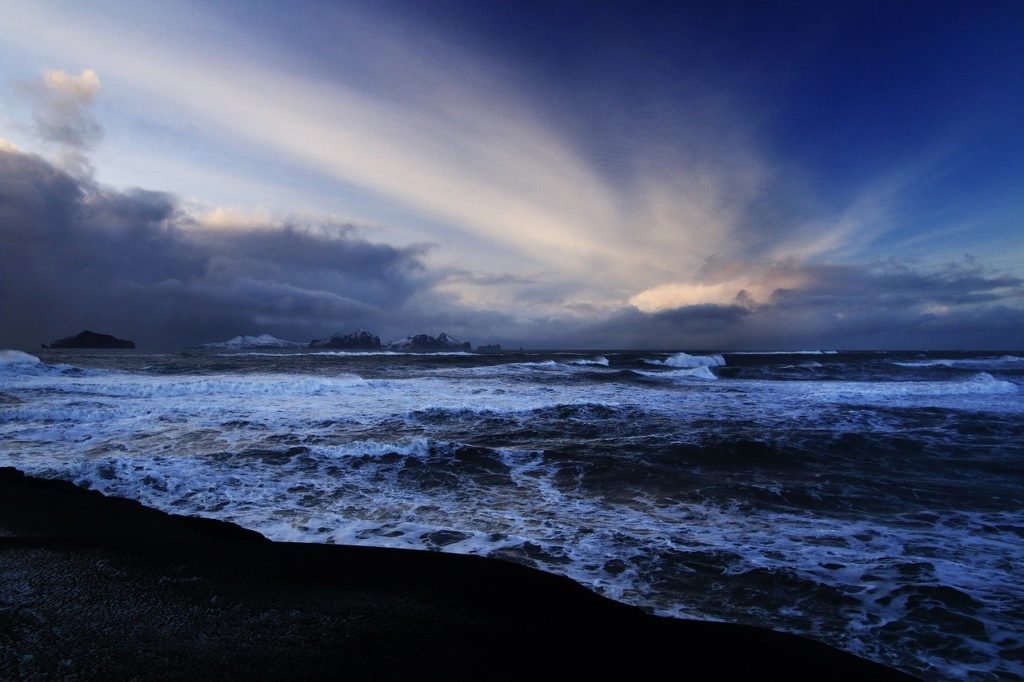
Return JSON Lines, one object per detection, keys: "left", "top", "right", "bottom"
{"left": 1, "top": 0, "right": 1022, "bottom": 349}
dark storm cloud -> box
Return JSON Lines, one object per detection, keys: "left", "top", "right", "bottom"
{"left": 0, "top": 148, "right": 426, "bottom": 348}
{"left": 765, "top": 260, "right": 1022, "bottom": 310}
{"left": 557, "top": 304, "right": 752, "bottom": 350}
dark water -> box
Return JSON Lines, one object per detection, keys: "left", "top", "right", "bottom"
{"left": 2, "top": 347, "right": 1023, "bottom": 679}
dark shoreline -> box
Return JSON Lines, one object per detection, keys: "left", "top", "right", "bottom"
{"left": 0, "top": 467, "right": 915, "bottom": 680}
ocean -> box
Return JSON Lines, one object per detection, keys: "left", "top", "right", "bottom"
{"left": 1, "top": 347, "right": 1022, "bottom": 679}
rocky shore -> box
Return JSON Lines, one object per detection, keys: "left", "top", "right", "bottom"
{"left": 0, "top": 467, "right": 915, "bottom": 680}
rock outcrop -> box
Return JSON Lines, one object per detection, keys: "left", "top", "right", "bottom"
{"left": 387, "top": 333, "right": 470, "bottom": 351}
{"left": 46, "top": 330, "right": 135, "bottom": 349}
{"left": 309, "top": 330, "right": 382, "bottom": 350}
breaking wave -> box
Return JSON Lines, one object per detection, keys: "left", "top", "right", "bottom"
{"left": 0, "top": 349, "right": 42, "bottom": 370}
{"left": 643, "top": 352, "right": 726, "bottom": 369}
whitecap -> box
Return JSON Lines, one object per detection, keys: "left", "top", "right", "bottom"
{"left": 891, "top": 355, "right": 1024, "bottom": 369}
{"left": 633, "top": 366, "right": 718, "bottom": 380}
{"left": 643, "top": 352, "right": 725, "bottom": 369}
{"left": 570, "top": 356, "right": 610, "bottom": 366}
{"left": 0, "top": 349, "right": 43, "bottom": 369}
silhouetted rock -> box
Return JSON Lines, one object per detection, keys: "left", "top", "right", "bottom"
{"left": 388, "top": 333, "right": 470, "bottom": 351}
{"left": 47, "top": 330, "right": 135, "bottom": 349}
{"left": 309, "top": 330, "right": 382, "bottom": 349}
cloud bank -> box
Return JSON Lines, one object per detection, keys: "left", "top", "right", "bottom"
{"left": 0, "top": 147, "right": 428, "bottom": 347}
{"left": 1, "top": 144, "right": 1022, "bottom": 350}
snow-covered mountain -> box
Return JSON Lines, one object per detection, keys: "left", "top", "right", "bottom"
{"left": 200, "top": 334, "right": 304, "bottom": 349}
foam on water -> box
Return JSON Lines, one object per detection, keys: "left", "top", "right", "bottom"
{"left": 632, "top": 366, "right": 719, "bottom": 380}
{"left": 0, "top": 349, "right": 43, "bottom": 370}
{"left": 644, "top": 352, "right": 726, "bottom": 368}
{"left": 570, "top": 356, "right": 610, "bottom": 366}
{"left": 4, "top": 373, "right": 367, "bottom": 400}
{"left": 798, "top": 372, "right": 1018, "bottom": 404}
{"left": 891, "top": 355, "right": 1024, "bottom": 369}
{"left": 11, "top": 434, "right": 1021, "bottom": 679}
{"left": 2, "top": 349, "right": 1022, "bottom": 680}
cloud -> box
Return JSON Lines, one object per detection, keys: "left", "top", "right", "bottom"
{"left": 1, "top": 145, "right": 1022, "bottom": 350}
{"left": 0, "top": 2, "right": 785, "bottom": 310}
{"left": 21, "top": 68, "right": 102, "bottom": 177}
{"left": 0, "top": 6, "right": 1021, "bottom": 350}
{"left": 0, "top": 147, "right": 426, "bottom": 348}
{"left": 763, "top": 260, "right": 1023, "bottom": 311}
{"left": 573, "top": 259, "right": 1024, "bottom": 349}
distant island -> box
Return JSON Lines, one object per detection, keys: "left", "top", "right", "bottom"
{"left": 309, "top": 330, "right": 472, "bottom": 351}
{"left": 387, "top": 332, "right": 470, "bottom": 351}
{"left": 201, "top": 334, "right": 305, "bottom": 349}
{"left": 37, "top": 329, "right": 491, "bottom": 352}
{"left": 180, "top": 330, "right": 490, "bottom": 351}
{"left": 43, "top": 330, "right": 135, "bottom": 349}
{"left": 309, "top": 330, "right": 382, "bottom": 349}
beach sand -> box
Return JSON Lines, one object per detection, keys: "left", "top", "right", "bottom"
{"left": 0, "top": 466, "right": 914, "bottom": 679}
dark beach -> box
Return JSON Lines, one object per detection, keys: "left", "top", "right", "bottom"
{"left": 0, "top": 467, "right": 914, "bottom": 680}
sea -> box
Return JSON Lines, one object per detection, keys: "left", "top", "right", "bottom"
{"left": 1, "top": 346, "right": 1022, "bottom": 680}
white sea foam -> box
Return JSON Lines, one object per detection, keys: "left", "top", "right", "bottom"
{"left": 643, "top": 352, "right": 725, "bottom": 368}
{"left": 891, "top": 355, "right": 1024, "bottom": 369}
{"left": 968, "top": 371, "right": 1019, "bottom": 389}
{"left": 569, "top": 356, "right": 610, "bottom": 366}
{"left": 633, "top": 366, "right": 719, "bottom": 380}
{"left": 10, "top": 436, "right": 1021, "bottom": 680}
{"left": 46, "top": 374, "right": 367, "bottom": 399}
{"left": 2, "top": 350, "right": 1023, "bottom": 681}
{"left": 472, "top": 360, "right": 562, "bottom": 371}
{"left": 772, "top": 373, "right": 1018, "bottom": 410}
{"left": 0, "top": 349, "right": 43, "bottom": 369}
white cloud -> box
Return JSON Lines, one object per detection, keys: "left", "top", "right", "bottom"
{"left": 2, "top": 1, "right": 966, "bottom": 324}
{"left": 21, "top": 66, "right": 102, "bottom": 176}
{"left": 41, "top": 68, "right": 100, "bottom": 101}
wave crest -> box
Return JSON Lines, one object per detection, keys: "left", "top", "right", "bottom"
{"left": 0, "top": 349, "right": 42, "bottom": 369}
{"left": 644, "top": 352, "right": 725, "bottom": 369}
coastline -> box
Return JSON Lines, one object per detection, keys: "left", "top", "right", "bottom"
{"left": 0, "top": 467, "right": 915, "bottom": 679}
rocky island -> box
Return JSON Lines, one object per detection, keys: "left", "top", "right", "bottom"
{"left": 307, "top": 331, "right": 471, "bottom": 351}
{"left": 200, "top": 334, "right": 304, "bottom": 349}
{"left": 44, "top": 330, "right": 135, "bottom": 349}
{"left": 309, "top": 329, "right": 382, "bottom": 349}
{"left": 387, "top": 332, "right": 470, "bottom": 351}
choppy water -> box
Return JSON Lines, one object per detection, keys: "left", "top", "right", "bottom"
{"left": 2, "top": 347, "right": 1022, "bottom": 679}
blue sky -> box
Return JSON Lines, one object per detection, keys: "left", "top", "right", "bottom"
{"left": 1, "top": 0, "right": 1022, "bottom": 348}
